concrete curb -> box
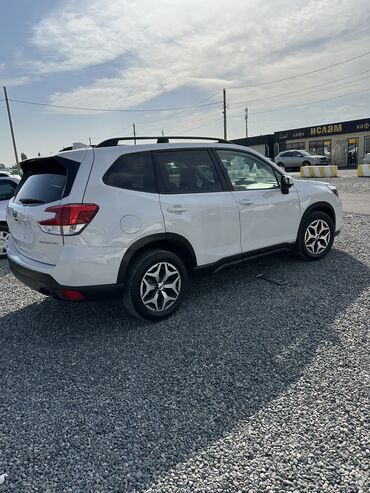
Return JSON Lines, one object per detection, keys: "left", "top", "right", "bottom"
{"left": 357, "top": 164, "right": 370, "bottom": 177}
{"left": 300, "top": 165, "right": 338, "bottom": 178}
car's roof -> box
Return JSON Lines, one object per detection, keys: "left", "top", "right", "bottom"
{"left": 91, "top": 142, "right": 256, "bottom": 155}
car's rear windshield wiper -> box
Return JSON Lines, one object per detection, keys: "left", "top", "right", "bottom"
{"left": 19, "top": 198, "right": 45, "bottom": 204}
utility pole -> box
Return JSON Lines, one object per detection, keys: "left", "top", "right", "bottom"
{"left": 89, "top": 137, "right": 92, "bottom": 146}
{"left": 222, "top": 88, "right": 227, "bottom": 140}
{"left": 3, "top": 86, "right": 20, "bottom": 173}
{"left": 161, "top": 129, "right": 164, "bottom": 137}
{"left": 133, "top": 123, "right": 137, "bottom": 144}
{"left": 245, "top": 107, "right": 249, "bottom": 138}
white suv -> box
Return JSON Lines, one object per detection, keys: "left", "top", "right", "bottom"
{"left": 0, "top": 174, "right": 20, "bottom": 258}
{"left": 275, "top": 150, "right": 330, "bottom": 171}
{"left": 6, "top": 137, "right": 342, "bottom": 320}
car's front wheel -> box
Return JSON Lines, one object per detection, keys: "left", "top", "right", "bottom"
{"left": 0, "top": 224, "right": 10, "bottom": 259}
{"left": 296, "top": 211, "right": 335, "bottom": 261}
{"left": 124, "top": 249, "right": 188, "bottom": 320}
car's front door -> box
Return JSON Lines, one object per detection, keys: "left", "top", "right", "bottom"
{"left": 214, "top": 149, "right": 301, "bottom": 253}
{"left": 292, "top": 150, "right": 304, "bottom": 167}
{"left": 281, "top": 151, "right": 294, "bottom": 168}
{"left": 154, "top": 149, "right": 241, "bottom": 266}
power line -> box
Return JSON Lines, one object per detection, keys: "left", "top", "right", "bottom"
{"left": 166, "top": 110, "right": 221, "bottom": 133}
{"left": 176, "top": 116, "right": 223, "bottom": 134}
{"left": 228, "top": 69, "right": 370, "bottom": 108}
{"left": 228, "top": 51, "right": 370, "bottom": 90}
{"left": 229, "top": 87, "right": 370, "bottom": 117}
{"left": 135, "top": 89, "right": 223, "bottom": 126}
{"left": 92, "top": 92, "right": 223, "bottom": 139}
{"left": 8, "top": 92, "right": 222, "bottom": 113}
{"left": 141, "top": 108, "right": 221, "bottom": 135}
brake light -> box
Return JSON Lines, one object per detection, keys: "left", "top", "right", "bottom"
{"left": 38, "top": 204, "right": 99, "bottom": 235}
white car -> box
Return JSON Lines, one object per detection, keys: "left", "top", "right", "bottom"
{"left": 0, "top": 175, "right": 20, "bottom": 258}
{"left": 6, "top": 138, "right": 342, "bottom": 320}
{"left": 275, "top": 150, "right": 330, "bottom": 171}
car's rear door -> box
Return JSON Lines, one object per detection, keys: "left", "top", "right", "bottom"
{"left": 154, "top": 148, "right": 241, "bottom": 266}
{"left": 7, "top": 150, "right": 93, "bottom": 265}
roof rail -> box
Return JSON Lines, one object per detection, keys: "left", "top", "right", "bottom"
{"left": 95, "top": 136, "right": 229, "bottom": 148}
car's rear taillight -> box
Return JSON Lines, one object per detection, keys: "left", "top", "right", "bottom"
{"left": 38, "top": 204, "right": 99, "bottom": 235}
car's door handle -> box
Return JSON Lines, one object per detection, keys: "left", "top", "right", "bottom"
{"left": 239, "top": 200, "right": 253, "bottom": 206}
{"left": 167, "top": 205, "right": 187, "bottom": 213}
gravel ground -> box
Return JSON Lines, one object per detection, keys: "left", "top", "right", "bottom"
{"left": 0, "top": 179, "right": 369, "bottom": 492}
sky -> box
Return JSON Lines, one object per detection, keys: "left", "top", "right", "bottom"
{"left": 1, "top": 0, "right": 370, "bottom": 165}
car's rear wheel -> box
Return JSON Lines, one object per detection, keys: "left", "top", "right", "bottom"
{"left": 296, "top": 211, "right": 334, "bottom": 261}
{"left": 0, "top": 224, "right": 10, "bottom": 259}
{"left": 124, "top": 249, "right": 187, "bottom": 320}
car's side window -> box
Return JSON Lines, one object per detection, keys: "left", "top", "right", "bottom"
{"left": 103, "top": 151, "right": 156, "bottom": 193}
{"left": 156, "top": 150, "right": 223, "bottom": 194}
{"left": 216, "top": 150, "right": 280, "bottom": 191}
{"left": 0, "top": 180, "right": 17, "bottom": 201}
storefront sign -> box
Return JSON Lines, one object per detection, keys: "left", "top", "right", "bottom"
{"left": 276, "top": 118, "right": 370, "bottom": 141}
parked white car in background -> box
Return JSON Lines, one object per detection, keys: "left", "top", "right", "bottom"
{"left": 0, "top": 175, "right": 20, "bottom": 258}
{"left": 275, "top": 150, "right": 330, "bottom": 171}
{"left": 6, "top": 138, "right": 342, "bottom": 320}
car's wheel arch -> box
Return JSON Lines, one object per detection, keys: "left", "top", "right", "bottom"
{"left": 117, "top": 233, "right": 197, "bottom": 283}
{"left": 297, "top": 202, "right": 336, "bottom": 240}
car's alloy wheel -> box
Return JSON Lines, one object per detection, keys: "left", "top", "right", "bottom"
{"left": 304, "top": 219, "right": 331, "bottom": 255}
{"left": 0, "top": 226, "right": 10, "bottom": 259}
{"left": 296, "top": 211, "right": 334, "bottom": 261}
{"left": 140, "top": 261, "right": 181, "bottom": 312}
{"left": 124, "top": 249, "right": 187, "bottom": 320}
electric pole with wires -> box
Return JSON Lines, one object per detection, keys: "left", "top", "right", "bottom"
{"left": 245, "top": 107, "right": 248, "bottom": 138}
{"left": 3, "top": 86, "right": 20, "bottom": 173}
{"left": 222, "top": 88, "right": 227, "bottom": 140}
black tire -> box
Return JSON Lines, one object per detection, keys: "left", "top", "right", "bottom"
{"left": 123, "top": 249, "right": 188, "bottom": 321}
{"left": 302, "top": 160, "right": 311, "bottom": 167}
{"left": 0, "top": 224, "right": 10, "bottom": 260}
{"left": 295, "top": 211, "right": 335, "bottom": 261}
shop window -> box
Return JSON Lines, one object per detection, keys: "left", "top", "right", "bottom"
{"left": 309, "top": 140, "right": 331, "bottom": 158}
{"left": 364, "top": 136, "right": 370, "bottom": 155}
{"left": 286, "top": 142, "right": 305, "bottom": 150}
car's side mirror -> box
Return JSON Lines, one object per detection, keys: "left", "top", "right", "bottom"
{"left": 281, "top": 175, "right": 293, "bottom": 194}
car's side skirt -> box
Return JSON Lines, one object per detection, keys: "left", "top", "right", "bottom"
{"left": 193, "top": 242, "right": 295, "bottom": 276}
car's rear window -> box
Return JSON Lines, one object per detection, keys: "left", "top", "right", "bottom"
{"left": 15, "top": 157, "right": 79, "bottom": 205}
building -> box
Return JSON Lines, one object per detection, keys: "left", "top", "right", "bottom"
{"left": 232, "top": 117, "right": 370, "bottom": 168}
{"left": 232, "top": 134, "right": 275, "bottom": 160}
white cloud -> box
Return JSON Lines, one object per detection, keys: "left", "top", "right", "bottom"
{"left": 28, "top": 0, "right": 370, "bottom": 116}
{"left": 0, "top": 63, "right": 31, "bottom": 87}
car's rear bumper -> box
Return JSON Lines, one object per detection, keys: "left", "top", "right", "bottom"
{"left": 8, "top": 258, "right": 124, "bottom": 301}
